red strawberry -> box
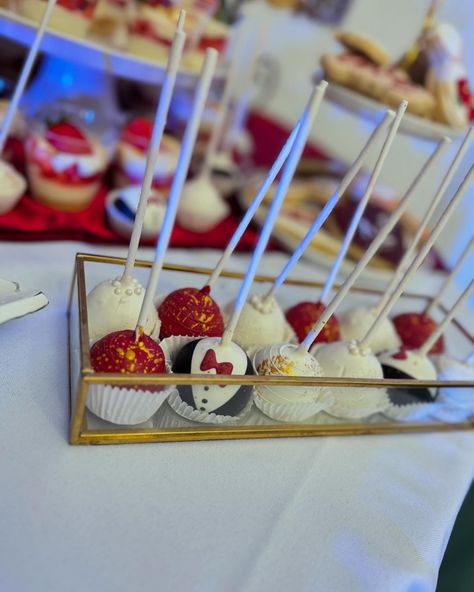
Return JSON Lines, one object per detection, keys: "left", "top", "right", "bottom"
{"left": 45, "top": 121, "right": 92, "bottom": 155}
{"left": 122, "top": 117, "right": 153, "bottom": 152}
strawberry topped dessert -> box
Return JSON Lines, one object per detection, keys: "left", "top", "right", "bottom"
{"left": 25, "top": 118, "right": 111, "bottom": 211}
{"left": 114, "top": 116, "right": 179, "bottom": 189}
{"left": 18, "top": 0, "right": 98, "bottom": 38}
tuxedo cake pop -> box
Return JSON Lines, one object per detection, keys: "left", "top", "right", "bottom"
{"left": 172, "top": 336, "right": 253, "bottom": 415}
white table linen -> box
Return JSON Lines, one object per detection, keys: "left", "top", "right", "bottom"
{"left": 0, "top": 241, "right": 473, "bottom": 592}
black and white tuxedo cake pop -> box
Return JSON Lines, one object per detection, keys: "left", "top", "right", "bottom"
{"left": 172, "top": 336, "right": 253, "bottom": 416}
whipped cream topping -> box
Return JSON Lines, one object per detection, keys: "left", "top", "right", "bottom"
{"left": 29, "top": 131, "right": 110, "bottom": 177}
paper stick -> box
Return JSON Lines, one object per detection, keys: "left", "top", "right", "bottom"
{"left": 205, "top": 117, "right": 302, "bottom": 289}
{"left": 359, "top": 163, "right": 473, "bottom": 350}
{"left": 318, "top": 101, "right": 407, "bottom": 304}
{"left": 419, "top": 280, "right": 473, "bottom": 357}
{"left": 425, "top": 235, "right": 474, "bottom": 316}
{"left": 299, "top": 138, "right": 450, "bottom": 351}
{"left": 373, "top": 127, "right": 472, "bottom": 317}
{"left": 264, "top": 109, "right": 395, "bottom": 302}
{"left": 121, "top": 11, "right": 187, "bottom": 283}
{"left": 135, "top": 49, "right": 218, "bottom": 335}
{"left": 201, "top": 26, "right": 245, "bottom": 177}
{"left": 0, "top": 0, "right": 57, "bottom": 153}
{"left": 221, "top": 81, "right": 328, "bottom": 346}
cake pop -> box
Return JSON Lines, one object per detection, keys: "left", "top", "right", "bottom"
{"left": 88, "top": 48, "right": 219, "bottom": 425}
{"left": 171, "top": 82, "right": 328, "bottom": 420}
{"left": 339, "top": 128, "right": 473, "bottom": 352}
{"left": 380, "top": 280, "right": 473, "bottom": 406}
{"left": 233, "top": 109, "right": 396, "bottom": 350}
{"left": 392, "top": 233, "right": 473, "bottom": 354}
{"left": 0, "top": 0, "right": 57, "bottom": 215}
{"left": 286, "top": 103, "right": 406, "bottom": 347}
{"left": 87, "top": 13, "right": 186, "bottom": 343}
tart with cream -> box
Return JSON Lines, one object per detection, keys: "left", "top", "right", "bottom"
{"left": 25, "top": 119, "right": 110, "bottom": 211}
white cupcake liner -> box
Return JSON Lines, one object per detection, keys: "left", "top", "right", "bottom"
{"left": 160, "top": 334, "right": 207, "bottom": 365}
{"left": 325, "top": 388, "right": 390, "bottom": 420}
{"left": 87, "top": 383, "right": 177, "bottom": 426}
{"left": 254, "top": 388, "right": 333, "bottom": 422}
{"left": 167, "top": 389, "right": 254, "bottom": 425}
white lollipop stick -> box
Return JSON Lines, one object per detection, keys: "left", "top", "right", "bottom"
{"left": 222, "top": 81, "right": 328, "bottom": 346}
{"left": 360, "top": 164, "right": 473, "bottom": 350}
{"left": 374, "top": 127, "right": 472, "bottom": 317}
{"left": 221, "top": 25, "right": 268, "bottom": 154}
{"left": 264, "top": 109, "right": 395, "bottom": 301}
{"left": 425, "top": 235, "right": 474, "bottom": 316}
{"left": 121, "top": 11, "right": 187, "bottom": 283}
{"left": 135, "top": 49, "right": 219, "bottom": 335}
{"left": 205, "top": 115, "right": 302, "bottom": 289}
{"left": 299, "top": 138, "right": 451, "bottom": 352}
{"left": 0, "top": 0, "right": 57, "bottom": 153}
{"left": 201, "top": 26, "right": 245, "bottom": 177}
{"left": 319, "top": 101, "right": 407, "bottom": 304}
{"left": 418, "top": 280, "right": 474, "bottom": 357}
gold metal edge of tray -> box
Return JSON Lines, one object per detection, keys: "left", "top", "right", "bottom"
{"left": 73, "top": 419, "right": 474, "bottom": 445}
{"left": 69, "top": 252, "right": 474, "bottom": 444}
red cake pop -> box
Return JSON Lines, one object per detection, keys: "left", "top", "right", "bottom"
{"left": 391, "top": 312, "right": 444, "bottom": 354}
{"left": 91, "top": 330, "right": 166, "bottom": 375}
{"left": 158, "top": 285, "right": 224, "bottom": 339}
{"left": 285, "top": 301, "right": 341, "bottom": 345}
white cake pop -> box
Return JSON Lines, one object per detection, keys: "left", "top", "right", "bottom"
{"left": 87, "top": 278, "right": 160, "bottom": 343}
{"left": 87, "top": 16, "right": 186, "bottom": 343}
{"left": 253, "top": 343, "right": 326, "bottom": 418}
{"left": 229, "top": 294, "right": 289, "bottom": 352}
{"left": 312, "top": 340, "right": 389, "bottom": 418}
{"left": 339, "top": 306, "right": 401, "bottom": 353}
{"left": 176, "top": 173, "right": 229, "bottom": 232}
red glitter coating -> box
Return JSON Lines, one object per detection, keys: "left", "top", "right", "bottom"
{"left": 90, "top": 330, "right": 166, "bottom": 374}
{"left": 285, "top": 301, "right": 341, "bottom": 345}
{"left": 158, "top": 286, "right": 224, "bottom": 339}
{"left": 392, "top": 312, "right": 445, "bottom": 354}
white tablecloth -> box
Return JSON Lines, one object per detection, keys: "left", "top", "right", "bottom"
{"left": 0, "top": 242, "right": 473, "bottom": 592}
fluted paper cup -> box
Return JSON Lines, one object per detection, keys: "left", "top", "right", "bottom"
{"left": 254, "top": 388, "right": 333, "bottom": 422}
{"left": 87, "top": 382, "right": 177, "bottom": 425}
{"left": 167, "top": 390, "right": 253, "bottom": 425}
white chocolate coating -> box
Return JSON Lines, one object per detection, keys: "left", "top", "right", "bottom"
{"left": 339, "top": 305, "right": 401, "bottom": 353}
{"left": 116, "top": 135, "right": 179, "bottom": 183}
{"left": 253, "top": 343, "right": 324, "bottom": 405}
{"left": 177, "top": 174, "right": 229, "bottom": 232}
{"left": 87, "top": 277, "right": 160, "bottom": 343}
{"left": 189, "top": 337, "right": 249, "bottom": 413}
{"left": 230, "top": 295, "right": 289, "bottom": 352}
{"left": 313, "top": 340, "right": 389, "bottom": 418}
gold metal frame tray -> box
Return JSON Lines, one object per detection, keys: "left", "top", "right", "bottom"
{"left": 68, "top": 253, "right": 474, "bottom": 445}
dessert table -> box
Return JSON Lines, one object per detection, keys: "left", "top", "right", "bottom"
{"left": 1, "top": 241, "right": 473, "bottom": 592}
